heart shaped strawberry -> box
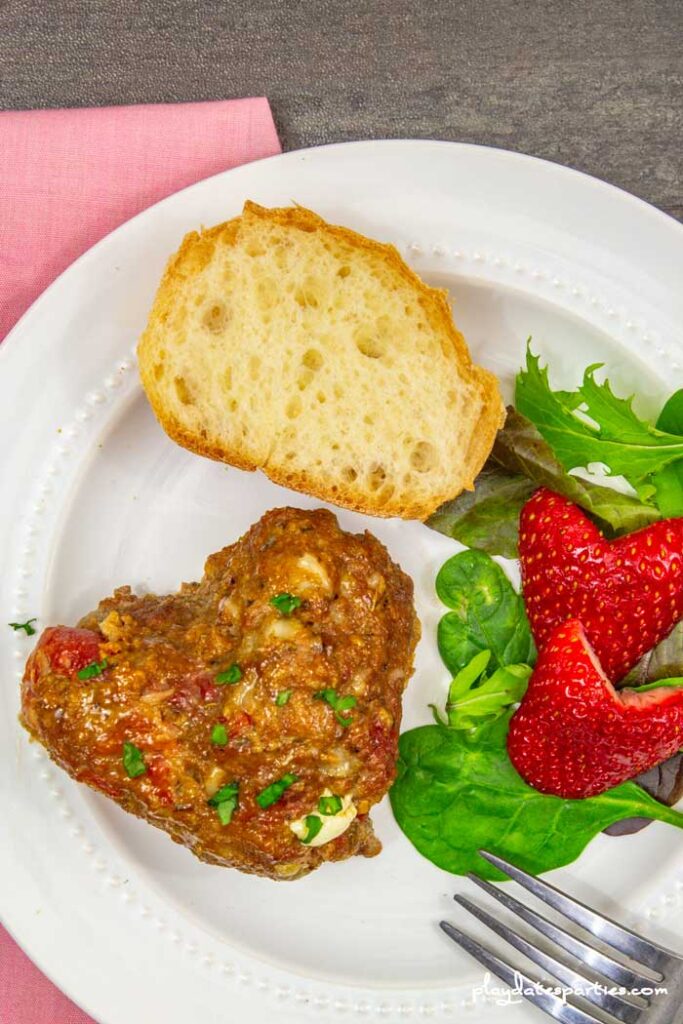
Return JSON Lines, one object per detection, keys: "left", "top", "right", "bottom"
{"left": 507, "top": 618, "right": 683, "bottom": 798}
{"left": 519, "top": 489, "right": 683, "bottom": 681}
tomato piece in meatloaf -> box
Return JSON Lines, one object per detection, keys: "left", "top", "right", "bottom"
{"left": 21, "top": 508, "right": 420, "bottom": 879}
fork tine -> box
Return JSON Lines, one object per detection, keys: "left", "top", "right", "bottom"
{"left": 440, "top": 920, "right": 602, "bottom": 1024}
{"left": 468, "top": 874, "right": 654, "bottom": 992}
{"left": 454, "top": 895, "right": 643, "bottom": 1024}
{"left": 479, "top": 851, "right": 669, "bottom": 971}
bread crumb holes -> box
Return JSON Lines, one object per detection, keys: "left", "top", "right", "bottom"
{"left": 410, "top": 441, "right": 437, "bottom": 473}
{"left": 174, "top": 376, "right": 193, "bottom": 406}
{"left": 202, "top": 302, "right": 228, "bottom": 333}
{"left": 367, "top": 463, "right": 387, "bottom": 491}
{"left": 302, "top": 348, "right": 323, "bottom": 371}
{"left": 354, "top": 325, "right": 386, "bottom": 359}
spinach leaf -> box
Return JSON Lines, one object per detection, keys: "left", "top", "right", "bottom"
{"left": 515, "top": 348, "right": 683, "bottom": 485}
{"left": 426, "top": 409, "right": 660, "bottom": 558}
{"left": 432, "top": 651, "right": 532, "bottom": 731}
{"left": 652, "top": 390, "right": 683, "bottom": 517}
{"left": 435, "top": 550, "right": 536, "bottom": 674}
{"left": 390, "top": 713, "right": 683, "bottom": 880}
{"left": 426, "top": 466, "right": 534, "bottom": 558}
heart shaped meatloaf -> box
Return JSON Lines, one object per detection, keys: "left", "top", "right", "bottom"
{"left": 21, "top": 508, "right": 420, "bottom": 879}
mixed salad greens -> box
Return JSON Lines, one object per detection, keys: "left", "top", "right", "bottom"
{"left": 427, "top": 347, "right": 683, "bottom": 557}
{"left": 391, "top": 347, "right": 683, "bottom": 878}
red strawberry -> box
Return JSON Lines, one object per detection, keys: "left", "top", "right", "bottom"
{"left": 519, "top": 489, "right": 683, "bottom": 681}
{"left": 507, "top": 618, "right": 683, "bottom": 798}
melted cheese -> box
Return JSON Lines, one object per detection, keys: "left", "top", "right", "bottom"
{"left": 295, "top": 553, "right": 332, "bottom": 594}
{"left": 289, "top": 791, "right": 357, "bottom": 847}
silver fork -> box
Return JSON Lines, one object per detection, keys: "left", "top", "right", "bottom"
{"left": 440, "top": 851, "right": 683, "bottom": 1024}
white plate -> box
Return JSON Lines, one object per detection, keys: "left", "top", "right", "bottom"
{"left": 1, "top": 140, "right": 683, "bottom": 1024}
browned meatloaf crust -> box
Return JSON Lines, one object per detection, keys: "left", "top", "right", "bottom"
{"left": 21, "top": 507, "right": 420, "bottom": 879}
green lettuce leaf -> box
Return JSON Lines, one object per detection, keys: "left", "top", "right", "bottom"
{"left": 630, "top": 677, "right": 683, "bottom": 693}
{"left": 492, "top": 408, "right": 662, "bottom": 535}
{"left": 515, "top": 348, "right": 683, "bottom": 485}
{"left": 652, "top": 390, "right": 683, "bottom": 517}
{"left": 446, "top": 662, "right": 532, "bottom": 730}
{"left": 425, "top": 465, "right": 534, "bottom": 558}
{"left": 426, "top": 408, "right": 660, "bottom": 557}
{"left": 431, "top": 650, "right": 532, "bottom": 731}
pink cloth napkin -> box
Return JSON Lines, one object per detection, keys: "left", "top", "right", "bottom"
{"left": 0, "top": 97, "right": 281, "bottom": 340}
{"left": 0, "top": 97, "right": 281, "bottom": 1022}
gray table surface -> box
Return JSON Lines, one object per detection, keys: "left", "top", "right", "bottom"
{"left": 0, "top": 0, "right": 681, "bottom": 218}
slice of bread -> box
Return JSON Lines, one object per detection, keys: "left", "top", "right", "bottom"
{"left": 138, "top": 202, "right": 504, "bottom": 519}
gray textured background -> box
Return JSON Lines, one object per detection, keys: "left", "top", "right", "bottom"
{"left": 0, "top": 0, "right": 681, "bottom": 220}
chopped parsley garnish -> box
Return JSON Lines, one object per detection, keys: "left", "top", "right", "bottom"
{"left": 318, "top": 794, "right": 343, "bottom": 816}
{"left": 301, "top": 814, "right": 323, "bottom": 844}
{"left": 215, "top": 663, "right": 242, "bottom": 685}
{"left": 9, "top": 618, "right": 37, "bottom": 636}
{"left": 269, "top": 593, "right": 302, "bottom": 617}
{"left": 216, "top": 801, "right": 236, "bottom": 825}
{"left": 122, "top": 742, "right": 146, "bottom": 778}
{"left": 208, "top": 781, "right": 239, "bottom": 805}
{"left": 255, "top": 772, "right": 298, "bottom": 808}
{"left": 313, "top": 688, "right": 358, "bottom": 727}
{"left": 211, "top": 723, "right": 228, "bottom": 747}
{"left": 208, "top": 781, "right": 239, "bottom": 825}
{"left": 275, "top": 689, "right": 292, "bottom": 706}
{"left": 77, "top": 659, "right": 109, "bottom": 680}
